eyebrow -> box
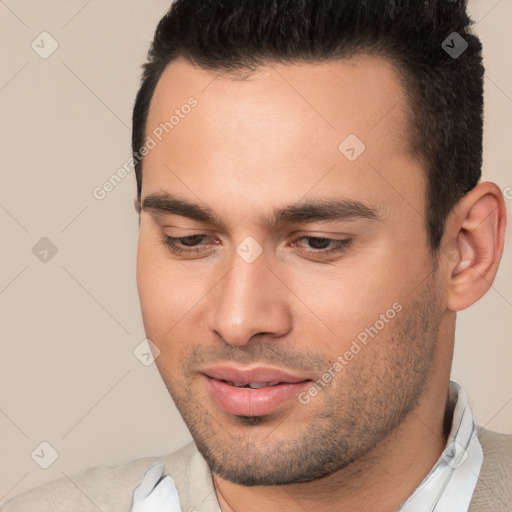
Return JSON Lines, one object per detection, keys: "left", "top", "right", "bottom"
{"left": 141, "top": 192, "right": 381, "bottom": 228}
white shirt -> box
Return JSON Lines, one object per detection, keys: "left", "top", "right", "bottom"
{"left": 398, "top": 381, "right": 484, "bottom": 511}
{"left": 131, "top": 380, "right": 483, "bottom": 512}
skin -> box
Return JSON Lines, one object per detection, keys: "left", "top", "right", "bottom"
{"left": 135, "top": 55, "right": 507, "bottom": 512}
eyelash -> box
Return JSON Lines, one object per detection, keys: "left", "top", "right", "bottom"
{"left": 160, "top": 234, "right": 352, "bottom": 258}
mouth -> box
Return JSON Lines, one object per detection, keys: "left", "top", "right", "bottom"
{"left": 200, "top": 364, "right": 313, "bottom": 416}
{"left": 219, "top": 380, "right": 288, "bottom": 388}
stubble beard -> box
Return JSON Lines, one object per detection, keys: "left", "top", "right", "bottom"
{"left": 159, "top": 271, "right": 443, "bottom": 486}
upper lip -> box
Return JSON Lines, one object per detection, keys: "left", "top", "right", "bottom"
{"left": 200, "top": 364, "right": 311, "bottom": 384}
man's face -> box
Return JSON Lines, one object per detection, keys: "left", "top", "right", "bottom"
{"left": 136, "top": 55, "right": 447, "bottom": 485}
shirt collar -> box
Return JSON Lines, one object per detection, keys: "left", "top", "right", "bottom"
{"left": 131, "top": 380, "right": 483, "bottom": 512}
{"left": 397, "top": 380, "right": 484, "bottom": 511}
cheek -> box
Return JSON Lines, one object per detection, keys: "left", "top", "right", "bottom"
{"left": 136, "top": 235, "right": 180, "bottom": 333}
{"left": 289, "top": 255, "right": 403, "bottom": 345}
{"left": 136, "top": 234, "right": 208, "bottom": 346}
{"left": 136, "top": 258, "right": 185, "bottom": 374}
{"left": 136, "top": 236, "right": 157, "bottom": 319}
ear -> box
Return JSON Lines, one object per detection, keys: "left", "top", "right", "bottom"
{"left": 442, "top": 182, "right": 507, "bottom": 312}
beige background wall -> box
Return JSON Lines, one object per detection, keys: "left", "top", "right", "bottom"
{"left": 0, "top": 0, "right": 511, "bottom": 502}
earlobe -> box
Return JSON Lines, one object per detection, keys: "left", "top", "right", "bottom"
{"left": 445, "top": 183, "right": 507, "bottom": 312}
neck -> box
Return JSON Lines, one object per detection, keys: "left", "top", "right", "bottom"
{"left": 213, "top": 378, "right": 452, "bottom": 512}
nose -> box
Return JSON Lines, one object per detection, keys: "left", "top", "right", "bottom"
{"left": 208, "top": 249, "right": 292, "bottom": 347}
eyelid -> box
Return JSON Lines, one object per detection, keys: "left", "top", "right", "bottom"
{"left": 161, "top": 226, "right": 353, "bottom": 237}
{"left": 160, "top": 232, "right": 353, "bottom": 259}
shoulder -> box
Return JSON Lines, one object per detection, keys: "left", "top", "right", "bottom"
{"left": 478, "top": 426, "right": 512, "bottom": 454}
{"left": 469, "top": 427, "right": 512, "bottom": 512}
{"left": 0, "top": 442, "right": 205, "bottom": 512}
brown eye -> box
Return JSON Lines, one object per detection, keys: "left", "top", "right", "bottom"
{"left": 161, "top": 234, "right": 213, "bottom": 255}
{"left": 291, "top": 236, "right": 352, "bottom": 256}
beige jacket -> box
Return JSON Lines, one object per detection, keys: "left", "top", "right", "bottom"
{"left": 1, "top": 427, "right": 510, "bottom": 511}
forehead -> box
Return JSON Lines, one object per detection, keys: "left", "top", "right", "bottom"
{"left": 142, "top": 55, "right": 425, "bottom": 226}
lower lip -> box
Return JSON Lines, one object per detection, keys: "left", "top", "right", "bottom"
{"left": 204, "top": 376, "right": 311, "bottom": 416}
